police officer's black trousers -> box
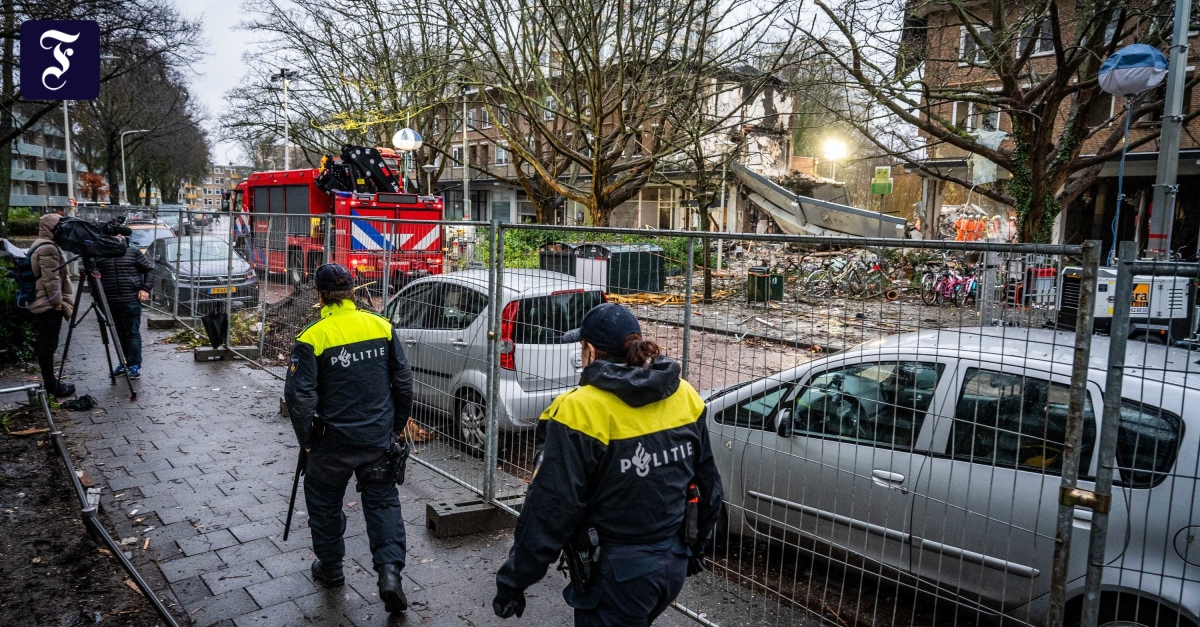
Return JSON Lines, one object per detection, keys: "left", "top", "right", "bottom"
{"left": 304, "top": 434, "right": 406, "bottom": 571}
{"left": 566, "top": 537, "right": 688, "bottom": 627}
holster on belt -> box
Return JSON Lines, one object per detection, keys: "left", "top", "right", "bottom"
{"left": 355, "top": 441, "right": 411, "bottom": 492}
{"left": 558, "top": 527, "right": 601, "bottom": 595}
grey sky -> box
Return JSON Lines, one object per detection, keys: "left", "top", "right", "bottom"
{"left": 177, "top": 0, "right": 253, "bottom": 166}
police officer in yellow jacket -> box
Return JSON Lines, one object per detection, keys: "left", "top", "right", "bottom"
{"left": 493, "top": 303, "right": 724, "bottom": 626}
{"left": 284, "top": 263, "right": 414, "bottom": 613}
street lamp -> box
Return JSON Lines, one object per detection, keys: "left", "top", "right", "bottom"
{"left": 392, "top": 128, "right": 423, "bottom": 193}
{"left": 121, "top": 129, "right": 148, "bottom": 205}
{"left": 461, "top": 83, "right": 472, "bottom": 220}
{"left": 422, "top": 164, "right": 438, "bottom": 195}
{"left": 270, "top": 69, "right": 298, "bottom": 170}
{"left": 822, "top": 139, "right": 847, "bottom": 181}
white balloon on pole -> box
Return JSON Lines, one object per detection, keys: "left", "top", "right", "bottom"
{"left": 392, "top": 128, "right": 424, "bottom": 151}
{"left": 1099, "top": 43, "right": 1168, "bottom": 97}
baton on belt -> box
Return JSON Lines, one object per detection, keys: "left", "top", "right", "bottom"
{"left": 283, "top": 448, "right": 308, "bottom": 542}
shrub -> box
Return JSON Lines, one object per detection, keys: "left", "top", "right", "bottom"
{"left": 6, "top": 207, "right": 41, "bottom": 237}
{"left": 0, "top": 258, "right": 36, "bottom": 363}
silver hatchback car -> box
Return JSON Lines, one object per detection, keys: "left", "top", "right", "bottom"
{"left": 707, "top": 327, "right": 1199, "bottom": 627}
{"left": 385, "top": 269, "right": 605, "bottom": 451}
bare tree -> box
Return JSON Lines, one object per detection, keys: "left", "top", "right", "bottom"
{"left": 224, "top": 0, "right": 463, "bottom": 187}
{"left": 799, "top": 0, "right": 1192, "bottom": 242}
{"left": 0, "top": 0, "right": 202, "bottom": 234}
{"left": 441, "top": 0, "right": 800, "bottom": 225}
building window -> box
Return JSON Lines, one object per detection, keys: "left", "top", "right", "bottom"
{"left": 1085, "top": 95, "right": 1115, "bottom": 128}
{"left": 481, "top": 107, "right": 492, "bottom": 128}
{"left": 959, "top": 25, "right": 994, "bottom": 65}
{"left": 205, "top": 199, "right": 213, "bottom": 205}
{"left": 21, "top": 131, "right": 37, "bottom": 144}
{"left": 467, "top": 108, "right": 477, "bottom": 129}
{"left": 495, "top": 144, "right": 510, "bottom": 165}
{"left": 203, "top": 177, "right": 212, "bottom": 184}
{"left": 951, "top": 101, "right": 999, "bottom": 132}
{"left": 497, "top": 107, "right": 509, "bottom": 126}
{"left": 1140, "top": 72, "right": 1195, "bottom": 124}
{"left": 544, "top": 97, "right": 557, "bottom": 120}
{"left": 432, "top": 115, "right": 440, "bottom": 135}
{"left": 470, "top": 144, "right": 479, "bottom": 165}
{"left": 215, "top": 177, "right": 224, "bottom": 184}
{"left": 452, "top": 145, "right": 463, "bottom": 167}
{"left": 1020, "top": 17, "right": 1055, "bottom": 56}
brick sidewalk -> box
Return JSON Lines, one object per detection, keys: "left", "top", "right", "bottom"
{"left": 26, "top": 313, "right": 693, "bottom": 627}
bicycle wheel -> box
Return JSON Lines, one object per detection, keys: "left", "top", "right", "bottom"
{"left": 806, "top": 270, "right": 834, "bottom": 299}
{"left": 957, "top": 279, "right": 976, "bottom": 307}
{"left": 842, "top": 271, "right": 866, "bottom": 297}
{"left": 920, "top": 273, "right": 937, "bottom": 305}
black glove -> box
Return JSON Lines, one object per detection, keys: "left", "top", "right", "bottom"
{"left": 687, "top": 554, "right": 706, "bottom": 577}
{"left": 493, "top": 584, "right": 526, "bottom": 619}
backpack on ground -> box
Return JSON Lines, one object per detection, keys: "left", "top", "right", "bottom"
{"left": 9, "top": 243, "right": 49, "bottom": 309}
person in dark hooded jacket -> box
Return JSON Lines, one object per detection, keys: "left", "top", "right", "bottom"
{"left": 493, "top": 303, "right": 723, "bottom": 626}
{"left": 96, "top": 237, "right": 153, "bottom": 378}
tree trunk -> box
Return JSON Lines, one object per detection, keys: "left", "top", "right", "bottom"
{"left": 0, "top": 0, "right": 15, "bottom": 238}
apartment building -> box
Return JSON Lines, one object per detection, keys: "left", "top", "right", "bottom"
{"left": 181, "top": 164, "right": 253, "bottom": 210}
{"left": 10, "top": 119, "right": 88, "bottom": 210}
{"left": 431, "top": 76, "right": 796, "bottom": 231}
{"left": 910, "top": 2, "right": 1200, "bottom": 250}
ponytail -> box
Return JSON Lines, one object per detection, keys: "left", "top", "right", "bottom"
{"left": 620, "top": 333, "right": 660, "bottom": 369}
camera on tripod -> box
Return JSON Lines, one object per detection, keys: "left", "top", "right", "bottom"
{"left": 52, "top": 215, "right": 139, "bottom": 400}
{"left": 53, "top": 216, "right": 132, "bottom": 260}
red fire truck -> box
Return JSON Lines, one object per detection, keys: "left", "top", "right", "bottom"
{"left": 232, "top": 157, "right": 445, "bottom": 285}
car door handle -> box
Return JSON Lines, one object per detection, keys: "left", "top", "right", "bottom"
{"left": 870, "top": 470, "right": 908, "bottom": 493}
{"left": 450, "top": 339, "right": 468, "bottom": 348}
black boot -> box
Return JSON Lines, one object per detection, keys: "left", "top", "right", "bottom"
{"left": 311, "top": 559, "right": 344, "bottom": 587}
{"left": 54, "top": 382, "right": 76, "bottom": 399}
{"left": 377, "top": 563, "right": 407, "bottom": 612}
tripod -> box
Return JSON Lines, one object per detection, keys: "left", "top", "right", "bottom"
{"left": 58, "top": 257, "right": 137, "bottom": 401}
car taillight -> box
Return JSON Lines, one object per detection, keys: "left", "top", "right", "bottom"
{"left": 552, "top": 289, "right": 583, "bottom": 295}
{"left": 500, "top": 300, "right": 518, "bottom": 370}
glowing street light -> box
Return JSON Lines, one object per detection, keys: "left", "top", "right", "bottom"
{"left": 823, "top": 139, "right": 847, "bottom": 181}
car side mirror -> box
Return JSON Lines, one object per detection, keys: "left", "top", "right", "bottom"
{"left": 776, "top": 408, "right": 793, "bottom": 438}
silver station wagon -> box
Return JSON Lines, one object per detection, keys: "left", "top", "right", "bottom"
{"left": 707, "top": 328, "right": 1199, "bottom": 627}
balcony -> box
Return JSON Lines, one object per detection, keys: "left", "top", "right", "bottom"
{"left": 46, "top": 171, "right": 68, "bottom": 184}
{"left": 15, "top": 142, "right": 43, "bottom": 157}
{"left": 11, "top": 168, "right": 45, "bottom": 182}
{"left": 44, "top": 147, "right": 66, "bottom": 160}
{"left": 48, "top": 196, "right": 70, "bottom": 207}
{"left": 10, "top": 193, "right": 46, "bottom": 207}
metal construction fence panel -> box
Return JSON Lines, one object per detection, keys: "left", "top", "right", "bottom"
{"left": 489, "top": 225, "right": 1104, "bottom": 627}
{"left": 83, "top": 203, "right": 1193, "bottom": 627}
{"left": 1082, "top": 242, "right": 1200, "bottom": 627}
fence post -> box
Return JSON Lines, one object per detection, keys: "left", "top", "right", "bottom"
{"left": 324, "top": 215, "right": 333, "bottom": 266}
{"left": 1048, "top": 239, "right": 1100, "bottom": 627}
{"left": 224, "top": 211, "right": 235, "bottom": 347}
{"left": 256, "top": 216, "right": 270, "bottom": 359}
{"left": 379, "top": 218, "right": 391, "bottom": 310}
{"left": 681, "top": 235, "right": 695, "bottom": 380}
{"left": 483, "top": 220, "right": 504, "bottom": 503}
{"left": 171, "top": 215, "right": 182, "bottom": 320}
{"left": 1080, "top": 240, "right": 1136, "bottom": 627}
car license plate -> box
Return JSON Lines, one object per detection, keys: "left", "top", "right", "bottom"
{"left": 210, "top": 287, "right": 236, "bottom": 294}
{"left": 356, "top": 265, "right": 375, "bottom": 271}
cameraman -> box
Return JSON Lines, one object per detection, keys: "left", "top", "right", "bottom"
{"left": 96, "top": 236, "right": 153, "bottom": 379}
{"left": 27, "top": 213, "right": 76, "bottom": 398}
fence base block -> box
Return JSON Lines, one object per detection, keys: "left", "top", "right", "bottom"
{"left": 193, "top": 346, "right": 261, "bottom": 362}
{"left": 147, "top": 317, "right": 181, "bottom": 330}
{"left": 425, "top": 493, "right": 524, "bottom": 538}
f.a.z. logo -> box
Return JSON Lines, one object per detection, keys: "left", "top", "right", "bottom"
{"left": 20, "top": 20, "right": 100, "bottom": 100}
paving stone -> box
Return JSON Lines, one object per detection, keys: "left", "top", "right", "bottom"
{"left": 231, "top": 600, "right": 306, "bottom": 627}
{"left": 177, "top": 528, "right": 241, "bottom": 557}
{"left": 159, "top": 551, "right": 226, "bottom": 583}
{"left": 204, "top": 490, "right": 261, "bottom": 515}
{"left": 228, "top": 518, "right": 284, "bottom": 543}
{"left": 155, "top": 464, "right": 205, "bottom": 482}
{"left": 187, "top": 470, "right": 236, "bottom": 489}
{"left": 145, "top": 520, "right": 201, "bottom": 543}
{"left": 201, "top": 562, "right": 274, "bottom": 596}
{"left": 245, "top": 570, "right": 320, "bottom": 608}
{"left": 293, "top": 587, "right": 368, "bottom": 621}
{"left": 105, "top": 472, "right": 155, "bottom": 491}
{"left": 258, "top": 546, "right": 314, "bottom": 578}
{"left": 193, "top": 511, "right": 252, "bottom": 534}
{"left": 189, "top": 588, "right": 260, "bottom": 627}
{"left": 169, "top": 575, "right": 212, "bottom": 607}
{"left": 239, "top": 499, "right": 289, "bottom": 523}
{"left": 124, "top": 458, "right": 174, "bottom": 475}
{"left": 217, "top": 537, "right": 280, "bottom": 566}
